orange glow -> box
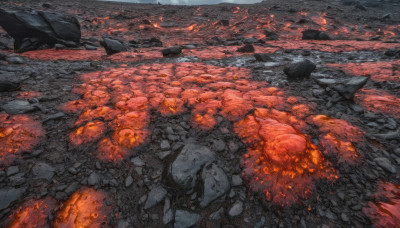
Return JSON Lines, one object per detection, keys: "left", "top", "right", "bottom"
{"left": 355, "top": 88, "right": 400, "bottom": 119}
{"left": 0, "top": 114, "right": 45, "bottom": 167}
{"left": 363, "top": 182, "right": 400, "bottom": 227}
{"left": 309, "top": 115, "right": 364, "bottom": 164}
{"left": 69, "top": 121, "right": 107, "bottom": 146}
{"left": 54, "top": 187, "right": 110, "bottom": 228}
{"left": 6, "top": 197, "right": 57, "bottom": 228}
{"left": 235, "top": 115, "right": 337, "bottom": 206}
{"left": 17, "top": 91, "right": 41, "bottom": 99}
{"left": 326, "top": 60, "right": 400, "bottom": 83}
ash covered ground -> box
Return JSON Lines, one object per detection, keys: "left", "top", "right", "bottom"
{"left": 0, "top": 0, "right": 400, "bottom": 227}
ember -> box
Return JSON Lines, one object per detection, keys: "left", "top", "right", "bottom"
{"left": 0, "top": 114, "right": 45, "bottom": 166}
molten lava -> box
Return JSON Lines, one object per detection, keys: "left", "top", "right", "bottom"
{"left": 53, "top": 187, "right": 110, "bottom": 228}
{"left": 0, "top": 114, "right": 45, "bottom": 167}
{"left": 363, "top": 182, "right": 400, "bottom": 227}
{"left": 355, "top": 88, "right": 400, "bottom": 119}
{"left": 63, "top": 62, "right": 365, "bottom": 205}
{"left": 6, "top": 197, "right": 57, "bottom": 228}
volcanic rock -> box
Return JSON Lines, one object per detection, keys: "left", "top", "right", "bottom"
{"left": 237, "top": 44, "right": 255, "bottom": 53}
{"left": 264, "top": 28, "right": 279, "bottom": 40}
{"left": 0, "top": 188, "right": 26, "bottom": 211}
{"left": 302, "top": 29, "right": 331, "bottom": 40}
{"left": 1, "top": 100, "right": 35, "bottom": 114}
{"left": 0, "top": 9, "right": 81, "bottom": 52}
{"left": 0, "top": 72, "right": 22, "bottom": 92}
{"left": 374, "top": 157, "right": 397, "bottom": 174}
{"left": 32, "top": 162, "right": 55, "bottom": 180}
{"left": 163, "top": 197, "right": 174, "bottom": 224}
{"left": 229, "top": 200, "right": 244, "bottom": 217}
{"left": 218, "top": 19, "right": 230, "bottom": 26}
{"left": 165, "top": 143, "right": 216, "bottom": 190}
{"left": 333, "top": 76, "right": 368, "bottom": 99}
{"left": 174, "top": 210, "right": 201, "bottom": 228}
{"left": 144, "top": 185, "right": 168, "bottom": 209}
{"left": 101, "top": 38, "right": 127, "bottom": 55}
{"left": 254, "top": 53, "right": 274, "bottom": 62}
{"left": 283, "top": 59, "right": 316, "bottom": 79}
{"left": 162, "top": 46, "right": 182, "bottom": 57}
{"left": 88, "top": 172, "right": 101, "bottom": 186}
{"left": 199, "top": 163, "right": 230, "bottom": 208}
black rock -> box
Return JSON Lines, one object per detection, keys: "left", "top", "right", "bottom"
{"left": 283, "top": 59, "right": 316, "bottom": 79}
{"left": 164, "top": 143, "right": 216, "bottom": 190}
{"left": 384, "top": 49, "right": 399, "bottom": 57}
{"left": 42, "top": 3, "right": 52, "bottom": 8}
{"left": 264, "top": 28, "right": 279, "bottom": 40}
{"left": 302, "top": 29, "right": 331, "bottom": 40}
{"left": 237, "top": 44, "right": 255, "bottom": 53}
{"left": 0, "top": 72, "right": 22, "bottom": 92}
{"left": 144, "top": 185, "right": 168, "bottom": 209}
{"left": 162, "top": 46, "right": 182, "bottom": 57}
{"left": 254, "top": 53, "right": 273, "bottom": 62}
{"left": 1, "top": 100, "right": 35, "bottom": 114}
{"left": 0, "top": 188, "right": 26, "bottom": 211}
{"left": 333, "top": 76, "right": 368, "bottom": 99}
{"left": 32, "top": 162, "right": 55, "bottom": 180}
{"left": 174, "top": 210, "right": 201, "bottom": 228}
{"left": 0, "top": 9, "right": 81, "bottom": 52}
{"left": 199, "top": 163, "right": 230, "bottom": 208}
{"left": 244, "top": 37, "right": 258, "bottom": 44}
{"left": 354, "top": 3, "right": 367, "bottom": 11}
{"left": 218, "top": 19, "right": 230, "bottom": 26}
{"left": 101, "top": 38, "right": 127, "bottom": 55}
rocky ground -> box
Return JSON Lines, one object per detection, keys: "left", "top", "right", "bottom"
{"left": 0, "top": 0, "right": 400, "bottom": 227}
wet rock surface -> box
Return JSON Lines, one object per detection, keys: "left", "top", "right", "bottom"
{"left": 0, "top": 0, "right": 399, "bottom": 227}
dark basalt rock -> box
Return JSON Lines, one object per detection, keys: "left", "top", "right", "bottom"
{"left": 333, "top": 76, "right": 368, "bottom": 99}
{"left": 0, "top": 72, "right": 23, "bottom": 92}
{"left": 302, "top": 29, "right": 331, "bottom": 40}
{"left": 162, "top": 46, "right": 182, "bottom": 57}
{"left": 101, "top": 37, "right": 127, "bottom": 55}
{"left": 264, "top": 28, "right": 279, "bottom": 40}
{"left": 0, "top": 9, "right": 81, "bottom": 52}
{"left": 254, "top": 53, "right": 274, "bottom": 62}
{"left": 237, "top": 44, "right": 255, "bottom": 53}
{"left": 199, "top": 163, "right": 230, "bottom": 208}
{"left": 284, "top": 59, "right": 316, "bottom": 79}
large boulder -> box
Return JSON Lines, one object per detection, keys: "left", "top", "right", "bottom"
{"left": 101, "top": 37, "right": 127, "bottom": 55}
{"left": 0, "top": 9, "right": 81, "bottom": 52}
{"left": 283, "top": 59, "right": 316, "bottom": 79}
{"left": 302, "top": 29, "right": 331, "bottom": 40}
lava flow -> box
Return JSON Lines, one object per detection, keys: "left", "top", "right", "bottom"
{"left": 53, "top": 187, "right": 110, "bottom": 228}
{"left": 63, "top": 62, "right": 364, "bottom": 205}
{"left": 363, "top": 181, "right": 400, "bottom": 228}
{"left": 0, "top": 113, "right": 45, "bottom": 167}
{"left": 6, "top": 197, "right": 58, "bottom": 228}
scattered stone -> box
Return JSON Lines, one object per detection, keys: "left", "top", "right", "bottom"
{"left": 244, "top": 37, "right": 258, "bottom": 44}
{"left": 254, "top": 53, "right": 273, "bottom": 62}
{"left": 174, "top": 210, "right": 201, "bottom": 228}
{"left": 229, "top": 201, "right": 243, "bottom": 217}
{"left": 231, "top": 175, "right": 243, "bottom": 187}
{"left": 131, "top": 157, "right": 145, "bottom": 167}
{"left": 210, "top": 207, "right": 224, "bottom": 220}
{"left": 5, "top": 56, "right": 25, "bottom": 64}
{"left": 9, "top": 173, "right": 26, "bottom": 186}
{"left": 163, "top": 197, "right": 174, "bottom": 225}
{"left": 1, "top": 100, "right": 35, "bottom": 114}
{"left": 42, "top": 112, "right": 65, "bottom": 123}
{"left": 0, "top": 9, "right": 81, "bottom": 52}
{"left": 85, "top": 44, "right": 97, "bottom": 50}
{"left": 160, "top": 140, "right": 171, "bottom": 150}
{"left": 144, "top": 185, "right": 168, "bottom": 209}
{"left": 125, "top": 176, "right": 133, "bottom": 187}
{"left": 88, "top": 172, "right": 100, "bottom": 186}
{"left": 42, "top": 3, "right": 52, "bottom": 8}
{"left": 0, "top": 72, "right": 22, "bottom": 92}
{"left": 64, "top": 182, "right": 79, "bottom": 195}
{"left": 218, "top": 19, "right": 230, "bottom": 26}
{"left": 341, "top": 212, "right": 349, "bottom": 222}
{"left": 157, "top": 151, "right": 171, "bottom": 160}
{"left": 302, "top": 29, "right": 331, "bottom": 40}
{"left": 354, "top": 3, "right": 367, "bottom": 11}
{"left": 333, "top": 76, "right": 368, "bottom": 99}
{"left": 101, "top": 37, "right": 127, "bottom": 55}
{"left": 200, "top": 163, "right": 230, "bottom": 208}
{"left": 374, "top": 157, "right": 397, "bottom": 174}
{"left": 373, "top": 131, "right": 399, "bottom": 140}
{"left": 32, "top": 162, "right": 55, "bottom": 180}
{"left": 264, "top": 28, "right": 279, "bottom": 40}
{"left": 117, "top": 219, "right": 130, "bottom": 228}
{"left": 162, "top": 46, "right": 182, "bottom": 57}
{"left": 237, "top": 44, "right": 255, "bottom": 53}
{"left": 0, "top": 188, "right": 25, "bottom": 211}
{"left": 254, "top": 216, "right": 266, "bottom": 228}
{"left": 316, "top": 78, "right": 338, "bottom": 87}
{"left": 6, "top": 166, "right": 19, "bottom": 176}
{"left": 165, "top": 143, "right": 216, "bottom": 190}
{"left": 283, "top": 59, "right": 316, "bottom": 79}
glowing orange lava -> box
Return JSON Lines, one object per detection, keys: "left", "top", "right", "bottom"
{"left": 0, "top": 114, "right": 45, "bottom": 167}
{"left": 363, "top": 182, "right": 400, "bottom": 228}
{"left": 235, "top": 113, "right": 338, "bottom": 206}
{"left": 17, "top": 91, "right": 42, "bottom": 99}
{"left": 6, "top": 197, "right": 58, "bottom": 228}
{"left": 63, "top": 63, "right": 365, "bottom": 205}
{"left": 53, "top": 187, "right": 110, "bottom": 228}
{"left": 326, "top": 60, "right": 400, "bottom": 83}
{"left": 355, "top": 88, "right": 400, "bottom": 119}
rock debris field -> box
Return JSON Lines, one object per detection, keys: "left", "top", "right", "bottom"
{"left": 0, "top": 0, "right": 400, "bottom": 227}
